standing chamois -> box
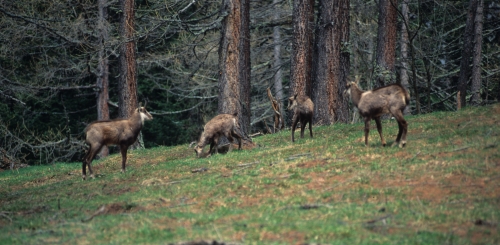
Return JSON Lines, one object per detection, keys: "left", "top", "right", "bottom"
{"left": 287, "top": 94, "right": 314, "bottom": 142}
{"left": 82, "top": 103, "right": 153, "bottom": 180}
{"left": 345, "top": 79, "right": 410, "bottom": 148}
{"left": 194, "top": 113, "right": 246, "bottom": 158}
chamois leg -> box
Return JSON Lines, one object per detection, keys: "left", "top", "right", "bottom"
{"left": 364, "top": 118, "right": 371, "bottom": 146}
{"left": 300, "top": 118, "right": 306, "bottom": 139}
{"left": 391, "top": 108, "right": 408, "bottom": 148}
{"left": 212, "top": 137, "right": 219, "bottom": 155}
{"left": 291, "top": 116, "right": 299, "bottom": 142}
{"left": 226, "top": 134, "right": 234, "bottom": 153}
{"left": 374, "top": 117, "right": 386, "bottom": 147}
{"left": 231, "top": 131, "right": 243, "bottom": 150}
{"left": 120, "top": 144, "right": 128, "bottom": 173}
{"left": 308, "top": 117, "right": 313, "bottom": 138}
{"left": 392, "top": 120, "right": 403, "bottom": 147}
{"left": 83, "top": 144, "right": 102, "bottom": 180}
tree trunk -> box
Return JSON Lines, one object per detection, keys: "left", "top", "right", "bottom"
{"left": 273, "top": 0, "right": 284, "bottom": 121}
{"left": 334, "top": 0, "right": 350, "bottom": 123}
{"left": 218, "top": 0, "right": 251, "bottom": 135}
{"left": 312, "top": 0, "right": 336, "bottom": 125}
{"left": 97, "top": 0, "right": 110, "bottom": 157}
{"left": 457, "top": 0, "right": 478, "bottom": 107}
{"left": 375, "top": 0, "right": 398, "bottom": 87}
{"left": 118, "top": 0, "right": 139, "bottom": 147}
{"left": 311, "top": 0, "right": 349, "bottom": 125}
{"left": 470, "top": 0, "right": 483, "bottom": 106}
{"left": 290, "top": 0, "right": 315, "bottom": 98}
{"left": 400, "top": 0, "right": 411, "bottom": 114}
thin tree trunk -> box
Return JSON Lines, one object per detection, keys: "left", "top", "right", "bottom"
{"left": 400, "top": 0, "right": 411, "bottom": 114}
{"left": 470, "top": 0, "right": 483, "bottom": 106}
{"left": 457, "top": 0, "right": 478, "bottom": 107}
{"left": 290, "top": 0, "right": 315, "bottom": 98}
{"left": 239, "top": 0, "right": 251, "bottom": 133}
{"left": 118, "top": 0, "right": 139, "bottom": 147}
{"left": 375, "top": 0, "right": 398, "bottom": 87}
{"left": 97, "top": 0, "right": 110, "bottom": 157}
{"left": 273, "top": 0, "right": 284, "bottom": 123}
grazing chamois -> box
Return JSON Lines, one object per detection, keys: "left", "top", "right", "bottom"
{"left": 345, "top": 80, "right": 410, "bottom": 148}
{"left": 287, "top": 94, "right": 314, "bottom": 142}
{"left": 82, "top": 103, "right": 153, "bottom": 180}
{"left": 194, "top": 113, "right": 245, "bottom": 158}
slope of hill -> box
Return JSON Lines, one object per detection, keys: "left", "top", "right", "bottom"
{"left": 1, "top": 104, "right": 499, "bottom": 244}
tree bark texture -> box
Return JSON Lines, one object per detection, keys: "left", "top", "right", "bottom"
{"left": 118, "top": 0, "right": 139, "bottom": 147}
{"left": 312, "top": 0, "right": 350, "bottom": 125}
{"left": 312, "top": 0, "right": 336, "bottom": 125}
{"left": 375, "top": 0, "right": 398, "bottom": 87}
{"left": 458, "top": 0, "right": 478, "bottom": 107}
{"left": 290, "top": 0, "right": 315, "bottom": 98}
{"left": 273, "top": 0, "right": 284, "bottom": 117}
{"left": 470, "top": 0, "right": 483, "bottom": 106}
{"left": 334, "top": 0, "right": 350, "bottom": 123}
{"left": 97, "top": 0, "right": 110, "bottom": 157}
{"left": 218, "top": 0, "right": 251, "bottom": 134}
{"left": 400, "top": 0, "right": 411, "bottom": 114}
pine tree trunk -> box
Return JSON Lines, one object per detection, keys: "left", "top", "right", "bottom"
{"left": 375, "top": 0, "right": 398, "bottom": 87}
{"left": 290, "top": 0, "right": 315, "bottom": 98}
{"left": 312, "top": 0, "right": 336, "bottom": 125}
{"left": 218, "top": 0, "right": 251, "bottom": 136}
{"left": 458, "top": 0, "right": 478, "bottom": 107}
{"left": 470, "top": 0, "right": 483, "bottom": 106}
{"left": 273, "top": 0, "right": 284, "bottom": 121}
{"left": 118, "top": 0, "right": 140, "bottom": 147}
{"left": 334, "top": 0, "right": 350, "bottom": 123}
{"left": 400, "top": 0, "right": 411, "bottom": 114}
{"left": 97, "top": 0, "right": 110, "bottom": 157}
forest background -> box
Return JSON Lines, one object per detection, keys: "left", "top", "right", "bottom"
{"left": 0, "top": 0, "right": 499, "bottom": 167}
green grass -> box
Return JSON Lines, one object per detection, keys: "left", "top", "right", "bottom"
{"left": 1, "top": 104, "right": 500, "bottom": 244}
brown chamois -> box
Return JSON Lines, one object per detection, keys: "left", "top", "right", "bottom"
{"left": 287, "top": 94, "right": 314, "bottom": 142}
{"left": 194, "top": 113, "right": 245, "bottom": 158}
{"left": 82, "top": 103, "right": 153, "bottom": 180}
{"left": 345, "top": 80, "right": 410, "bottom": 148}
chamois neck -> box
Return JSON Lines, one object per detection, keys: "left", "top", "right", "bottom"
{"left": 350, "top": 86, "right": 364, "bottom": 107}
{"left": 129, "top": 112, "right": 144, "bottom": 129}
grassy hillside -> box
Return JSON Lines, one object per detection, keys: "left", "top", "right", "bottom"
{"left": 1, "top": 104, "right": 499, "bottom": 244}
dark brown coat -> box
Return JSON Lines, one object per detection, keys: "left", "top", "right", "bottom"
{"left": 194, "top": 114, "right": 244, "bottom": 158}
{"left": 345, "top": 82, "right": 409, "bottom": 147}
{"left": 287, "top": 94, "right": 314, "bottom": 142}
{"left": 82, "top": 106, "right": 153, "bottom": 179}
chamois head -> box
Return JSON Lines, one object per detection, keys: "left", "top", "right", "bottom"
{"left": 344, "top": 76, "right": 362, "bottom": 98}
{"left": 137, "top": 102, "right": 153, "bottom": 123}
{"left": 287, "top": 94, "right": 299, "bottom": 111}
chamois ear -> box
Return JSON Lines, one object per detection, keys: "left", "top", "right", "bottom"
{"left": 354, "top": 75, "right": 361, "bottom": 85}
{"left": 294, "top": 93, "right": 298, "bottom": 100}
{"left": 144, "top": 100, "right": 148, "bottom": 109}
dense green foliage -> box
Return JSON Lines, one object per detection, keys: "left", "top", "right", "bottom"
{"left": 1, "top": 105, "right": 499, "bottom": 244}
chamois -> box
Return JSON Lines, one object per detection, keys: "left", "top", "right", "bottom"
{"left": 82, "top": 103, "right": 153, "bottom": 180}
{"left": 287, "top": 94, "right": 314, "bottom": 142}
{"left": 345, "top": 80, "right": 410, "bottom": 148}
{"left": 194, "top": 113, "right": 245, "bottom": 158}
